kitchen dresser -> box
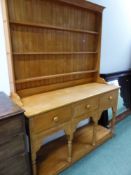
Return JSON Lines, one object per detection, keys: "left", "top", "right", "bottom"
{"left": 0, "top": 92, "right": 31, "bottom": 175}
{"left": 2, "top": 0, "right": 119, "bottom": 175}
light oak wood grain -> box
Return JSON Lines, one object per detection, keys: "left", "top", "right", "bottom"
{"left": 21, "top": 83, "right": 119, "bottom": 117}
{"left": 6, "top": 0, "right": 102, "bottom": 95}
{"left": 4, "top": 1, "right": 119, "bottom": 175}
{"left": 38, "top": 124, "right": 111, "bottom": 175}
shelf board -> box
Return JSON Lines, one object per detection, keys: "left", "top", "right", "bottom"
{"left": 38, "top": 124, "right": 112, "bottom": 175}
{"left": 15, "top": 70, "right": 98, "bottom": 84}
{"left": 10, "top": 21, "right": 99, "bottom": 35}
{"left": 13, "top": 51, "right": 98, "bottom": 55}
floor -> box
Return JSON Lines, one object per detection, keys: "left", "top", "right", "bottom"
{"left": 60, "top": 115, "right": 131, "bottom": 175}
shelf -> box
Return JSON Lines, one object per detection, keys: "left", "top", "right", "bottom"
{"left": 38, "top": 124, "right": 112, "bottom": 175}
{"left": 15, "top": 70, "right": 98, "bottom": 84}
{"left": 13, "top": 51, "right": 98, "bottom": 55}
{"left": 10, "top": 21, "right": 99, "bottom": 35}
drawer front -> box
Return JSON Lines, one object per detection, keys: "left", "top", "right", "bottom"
{"left": 0, "top": 134, "right": 25, "bottom": 160}
{"left": 0, "top": 115, "right": 23, "bottom": 144}
{"left": 73, "top": 97, "right": 99, "bottom": 117}
{"left": 0, "top": 153, "right": 30, "bottom": 175}
{"left": 31, "top": 106, "right": 71, "bottom": 133}
{"left": 100, "top": 90, "right": 118, "bottom": 110}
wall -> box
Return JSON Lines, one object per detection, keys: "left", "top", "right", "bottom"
{"left": 88, "top": 0, "right": 131, "bottom": 73}
{"left": 0, "top": 0, "right": 131, "bottom": 94}
{"left": 0, "top": 1, "right": 10, "bottom": 95}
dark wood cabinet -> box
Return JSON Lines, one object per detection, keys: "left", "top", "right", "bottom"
{"left": 101, "top": 70, "right": 131, "bottom": 109}
{"left": 101, "top": 70, "right": 131, "bottom": 125}
{"left": 0, "top": 92, "right": 31, "bottom": 175}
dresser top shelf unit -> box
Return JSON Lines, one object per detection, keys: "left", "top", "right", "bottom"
{"left": 5, "top": 0, "right": 106, "bottom": 98}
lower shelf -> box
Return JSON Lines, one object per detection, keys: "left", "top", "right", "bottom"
{"left": 37, "top": 124, "right": 112, "bottom": 175}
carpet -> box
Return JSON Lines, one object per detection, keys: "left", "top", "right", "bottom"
{"left": 60, "top": 115, "right": 131, "bottom": 175}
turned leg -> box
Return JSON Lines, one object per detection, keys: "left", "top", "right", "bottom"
{"left": 92, "top": 119, "right": 98, "bottom": 146}
{"left": 111, "top": 109, "right": 116, "bottom": 135}
{"left": 92, "top": 113, "right": 102, "bottom": 146}
{"left": 30, "top": 140, "right": 42, "bottom": 175}
{"left": 67, "top": 134, "right": 73, "bottom": 162}
{"left": 64, "top": 127, "right": 74, "bottom": 163}
{"left": 31, "top": 152, "right": 37, "bottom": 175}
{"left": 32, "top": 163, "right": 37, "bottom": 175}
{"left": 92, "top": 121, "right": 97, "bottom": 146}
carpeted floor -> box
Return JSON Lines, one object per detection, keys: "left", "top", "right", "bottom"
{"left": 60, "top": 115, "right": 131, "bottom": 175}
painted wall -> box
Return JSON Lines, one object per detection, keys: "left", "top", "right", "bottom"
{"left": 0, "top": 0, "right": 131, "bottom": 94}
{"left": 88, "top": 0, "right": 131, "bottom": 73}
{"left": 0, "top": 1, "right": 10, "bottom": 95}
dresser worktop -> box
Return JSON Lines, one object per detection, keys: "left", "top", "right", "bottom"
{"left": 22, "top": 83, "right": 119, "bottom": 117}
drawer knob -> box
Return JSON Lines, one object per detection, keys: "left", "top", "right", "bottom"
{"left": 53, "top": 116, "right": 59, "bottom": 122}
{"left": 86, "top": 105, "right": 91, "bottom": 109}
{"left": 108, "top": 96, "right": 113, "bottom": 100}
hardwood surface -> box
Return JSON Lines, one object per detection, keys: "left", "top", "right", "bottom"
{"left": 5, "top": 0, "right": 103, "bottom": 96}
{"left": 27, "top": 86, "right": 118, "bottom": 175}
{"left": 10, "top": 20, "right": 99, "bottom": 35}
{"left": 3, "top": 1, "right": 119, "bottom": 175}
{"left": 0, "top": 92, "right": 31, "bottom": 175}
{"left": 38, "top": 124, "right": 111, "bottom": 175}
{"left": 21, "top": 83, "right": 118, "bottom": 117}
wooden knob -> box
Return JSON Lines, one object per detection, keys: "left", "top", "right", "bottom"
{"left": 86, "top": 105, "right": 90, "bottom": 109}
{"left": 108, "top": 96, "right": 113, "bottom": 100}
{"left": 53, "top": 116, "right": 59, "bottom": 122}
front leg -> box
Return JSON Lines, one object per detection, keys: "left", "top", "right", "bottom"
{"left": 92, "top": 119, "right": 98, "bottom": 146}
{"left": 92, "top": 112, "right": 102, "bottom": 146}
{"left": 31, "top": 146, "right": 37, "bottom": 175}
{"left": 30, "top": 138, "right": 44, "bottom": 175}
{"left": 67, "top": 134, "right": 73, "bottom": 162}
{"left": 32, "top": 159, "right": 37, "bottom": 175}
{"left": 111, "top": 108, "right": 116, "bottom": 135}
{"left": 64, "top": 127, "right": 74, "bottom": 163}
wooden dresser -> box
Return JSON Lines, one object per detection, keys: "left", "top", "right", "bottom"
{"left": 2, "top": 0, "right": 119, "bottom": 175}
{"left": 0, "top": 92, "right": 31, "bottom": 175}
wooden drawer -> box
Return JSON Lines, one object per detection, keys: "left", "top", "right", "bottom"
{"left": 0, "top": 133, "right": 25, "bottom": 160}
{"left": 73, "top": 96, "right": 99, "bottom": 117}
{"left": 100, "top": 90, "right": 118, "bottom": 110}
{"left": 31, "top": 106, "right": 71, "bottom": 133}
{"left": 0, "top": 153, "right": 30, "bottom": 175}
{"left": 0, "top": 116, "right": 23, "bottom": 144}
